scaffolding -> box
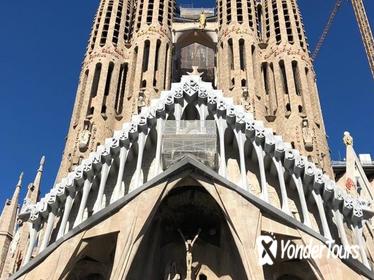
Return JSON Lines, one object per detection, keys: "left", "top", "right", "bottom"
{"left": 161, "top": 120, "right": 217, "bottom": 170}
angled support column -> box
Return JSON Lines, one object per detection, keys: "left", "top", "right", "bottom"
{"left": 111, "top": 124, "right": 133, "bottom": 201}
{"left": 352, "top": 206, "right": 370, "bottom": 269}
{"left": 253, "top": 125, "right": 268, "bottom": 202}
{"left": 39, "top": 191, "right": 59, "bottom": 252}
{"left": 132, "top": 116, "right": 149, "bottom": 191}
{"left": 73, "top": 159, "right": 95, "bottom": 227}
{"left": 23, "top": 208, "right": 42, "bottom": 265}
{"left": 285, "top": 151, "right": 310, "bottom": 227}
{"left": 57, "top": 172, "right": 79, "bottom": 239}
{"left": 332, "top": 188, "right": 350, "bottom": 249}
{"left": 272, "top": 137, "right": 290, "bottom": 214}
{"left": 93, "top": 145, "right": 112, "bottom": 212}
{"left": 307, "top": 169, "right": 332, "bottom": 240}
{"left": 215, "top": 99, "right": 228, "bottom": 178}
{"left": 229, "top": 110, "right": 247, "bottom": 190}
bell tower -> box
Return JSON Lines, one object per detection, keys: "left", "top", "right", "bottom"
{"left": 259, "top": 0, "right": 332, "bottom": 173}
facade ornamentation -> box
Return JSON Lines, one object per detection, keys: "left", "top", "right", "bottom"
{"left": 1, "top": 1, "right": 374, "bottom": 279}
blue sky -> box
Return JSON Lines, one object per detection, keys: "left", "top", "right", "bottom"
{"left": 0, "top": 0, "right": 373, "bottom": 204}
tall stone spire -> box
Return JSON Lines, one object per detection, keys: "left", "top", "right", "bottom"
{"left": 1, "top": 157, "right": 46, "bottom": 278}
{"left": 56, "top": 0, "right": 137, "bottom": 181}
{"left": 0, "top": 172, "right": 23, "bottom": 275}
{"left": 27, "top": 156, "right": 45, "bottom": 203}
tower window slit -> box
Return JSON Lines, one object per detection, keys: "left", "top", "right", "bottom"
{"left": 90, "top": 0, "right": 106, "bottom": 51}
{"left": 142, "top": 40, "right": 150, "bottom": 73}
{"left": 292, "top": 61, "right": 302, "bottom": 97}
{"left": 102, "top": 62, "right": 114, "bottom": 115}
{"left": 237, "top": 0, "right": 243, "bottom": 23}
{"left": 147, "top": 0, "right": 154, "bottom": 25}
{"left": 100, "top": 1, "right": 114, "bottom": 47}
{"left": 279, "top": 60, "right": 289, "bottom": 95}
{"left": 247, "top": 0, "right": 253, "bottom": 28}
{"left": 112, "top": 1, "right": 123, "bottom": 46}
{"left": 282, "top": 0, "right": 293, "bottom": 43}
{"left": 158, "top": 1, "right": 164, "bottom": 24}
{"left": 272, "top": 0, "right": 281, "bottom": 43}
{"left": 115, "top": 63, "right": 128, "bottom": 114}
{"left": 239, "top": 39, "right": 245, "bottom": 70}
{"left": 154, "top": 40, "right": 161, "bottom": 87}
{"left": 226, "top": 0, "right": 232, "bottom": 23}
{"left": 87, "top": 63, "right": 102, "bottom": 117}
{"left": 262, "top": 62, "right": 269, "bottom": 95}
{"left": 256, "top": 4, "right": 263, "bottom": 39}
{"left": 164, "top": 44, "right": 169, "bottom": 89}
{"left": 228, "top": 39, "right": 234, "bottom": 70}
{"left": 125, "top": 0, "right": 133, "bottom": 41}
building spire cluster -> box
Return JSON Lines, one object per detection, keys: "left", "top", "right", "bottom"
{"left": 1, "top": 0, "right": 374, "bottom": 279}
{"left": 0, "top": 157, "right": 44, "bottom": 278}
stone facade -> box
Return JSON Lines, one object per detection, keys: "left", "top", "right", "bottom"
{"left": 56, "top": 0, "right": 331, "bottom": 183}
{"left": 0, "top": 0, "right": 373, "bottom": 279}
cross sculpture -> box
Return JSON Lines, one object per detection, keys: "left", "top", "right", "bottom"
{"left": 178, "top": 228, "right": 201, "bottom": 280}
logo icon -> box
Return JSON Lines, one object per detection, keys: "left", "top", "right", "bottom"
{"left": 256, "top": 234, "right": 278, "bottom": 266}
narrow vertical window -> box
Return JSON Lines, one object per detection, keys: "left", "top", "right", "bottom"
{"left": 239, "top": 39, "right": 246, "bottom": 70}
{"left": 101, "top": 62, "right": 114, "bottom": 115}
{"left": 136, "top": 0, "right": 142, "bottom": 31}
{"left": 154, "top": 40, "right": 161, "bottom": 87}
{"left": 115, "top": 63, "right": 128, "bottom": 114}
{"left": 90, "top": 0, "right": 106, "bottom": 52}
{"left": 87, "top": 63, "right": 102, "bottom": 117}
{"left": 112, "top": 0, "right": 123, "bottom": 46}
{"left": 158, "top": 0, "right": 164, "bottom": 24}
{"left": 292, "top": 61, "right": 302, "bottom": 96}
{"left": 164, "top": 44, "right": 169, "bottom": 89}
{"left": 226, "top": 0, "right": 232, "bottom": 23}
{"left": 228, "top": 39, "right": 234, "bottom": 70}
{"left": 279, "top": 60, "right": 291, "bottom": 114}
{"left": 282, "top": 0, "right": 293, "bottom": 44}
{"left": 147, "top": 0, "right": 154, "bottom": 24}
{"left": 272, "top": 0, "right": 281, "bottom": 43}
{"left": 247, "top": 0, "right": 254, "bottom": 29}
{"left": 279, "top": 60, "right": 289, "bottom": 95}
{"left": 262, "top": 62, "right": 269, "bottom": 96}
{"left": 142, "top": 40, "right": 150, "bottom": 72}
{"left": 256, "top": 4, "right": 263, "bottom": 39}
{"left": 237, "top": 0, "right": 243, "bottom": 23}
{"left": 100, "top": 1, "right": 114, "bottom": 47}
{"left": 124, "top": 1, "right": 132, "bottom": 41}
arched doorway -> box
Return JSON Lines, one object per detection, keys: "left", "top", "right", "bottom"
{"left": 126, "top": 184, "right": 247, "bottom": 279}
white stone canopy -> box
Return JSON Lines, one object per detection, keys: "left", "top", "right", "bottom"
{"left": 18, "top": 75, "right": 374, "bottom": 271}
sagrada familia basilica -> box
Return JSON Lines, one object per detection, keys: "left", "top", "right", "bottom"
{"left": 0, "top": 0, "right": 373, "bottom": 279}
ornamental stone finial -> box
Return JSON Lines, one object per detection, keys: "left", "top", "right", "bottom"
{"left": 17, "top": 172, "right": 24, "bottom": 187}
{"left": 343, "top": 131, "right": 353, "bottom": 146}
{"left": 39, "top": 155, "right": 46, "bottom": 172}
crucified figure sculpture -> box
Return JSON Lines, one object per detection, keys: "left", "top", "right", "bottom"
{"left": 178, "top": 228, "right": 201, "bottom": 280}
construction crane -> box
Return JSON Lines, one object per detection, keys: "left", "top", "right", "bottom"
{"left": 312, "top": 0, "right": 374, "bottom": 79}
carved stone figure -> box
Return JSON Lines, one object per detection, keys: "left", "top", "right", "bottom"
{"left": 240, "top": 88, "right": 252, "bottom": 112}
{"left": 343, "top": 131, "right": 353, "bottom": 146}
{"left": 137, "top": 92, "right": 147, "bottom": 114}
{"left": 301, "top": 119, "right": 313, "bottom": 151}
{"left": 79, "top": 120, "right": 92, "bottom": 152}
{"left": 199, "top": 12, "right": 206, "bottom": 29}
{"left": 178, "top": 228, "right": 201, "bottom": 280}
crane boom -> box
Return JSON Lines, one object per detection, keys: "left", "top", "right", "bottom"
{"left": 351, "top": 0, "right": 374, "bottom": 79}
{"left": 312, "top": 0, "right": 343, "bottom": 60}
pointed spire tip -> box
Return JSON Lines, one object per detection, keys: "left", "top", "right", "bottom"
{"left": 38, "top": 155, "right": 46, "bottom": 171}
{"left": 17, "top": 172, "right": 24, "bottom": 187}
